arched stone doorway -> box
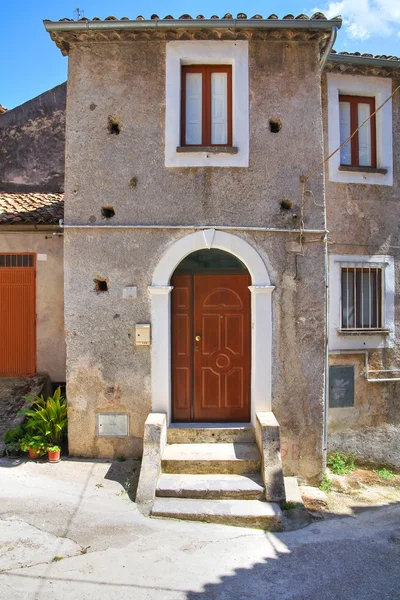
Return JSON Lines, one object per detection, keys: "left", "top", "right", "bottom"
{"left": 148, "top": 230, "right": 274, "bottom": 425}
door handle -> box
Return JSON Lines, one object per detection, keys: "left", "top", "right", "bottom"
{"left": 195, "top": 335, "right": 201, "bottom": 341}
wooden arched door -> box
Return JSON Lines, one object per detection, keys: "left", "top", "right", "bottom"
{"left": 171, "top": 250, "right": 251, "bottom": 423}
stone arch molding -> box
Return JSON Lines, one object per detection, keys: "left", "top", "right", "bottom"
{"left": 148, "top": 229, "right": 274, "bottom": 425}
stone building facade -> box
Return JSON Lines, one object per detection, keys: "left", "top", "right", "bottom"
{"left": 42, "top": 13, "right": 400, "bottom": 485}
{"left": 0, "top": 85, "right": 66, "bottom": 383}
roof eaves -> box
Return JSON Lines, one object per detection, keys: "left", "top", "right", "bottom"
{"left": 328, "top": 53, "right": 400, "bottom": 70}
{"left": 44, "top": 14, "right": 342, "bottom": 33}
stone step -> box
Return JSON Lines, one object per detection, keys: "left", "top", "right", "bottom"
{"left": 161, "top": 443, "right": 261, "bottom": 475}
{"left": 167, "top": 424, "right": 255, "bottom": 445}
{"left": 151, "top": 498, "right": 282, "bottom": 530}
{"left": 156, "top": 473, "right": 265, "bottom": 500}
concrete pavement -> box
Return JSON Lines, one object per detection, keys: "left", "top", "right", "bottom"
{"left": 1, "top": 457, "right": 399, "bottom": 599}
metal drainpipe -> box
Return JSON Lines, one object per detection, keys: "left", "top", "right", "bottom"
{"left": 320, "top": 25, "right": 338, "bottom": 471}
{"left": 320, "top": 26, "right": 338, "bottom": 71}
{"left": 323, "top": 230, "right": 329, "bottom": 471}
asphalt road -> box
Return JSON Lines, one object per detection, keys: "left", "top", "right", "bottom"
{"left": 1, "top": 457, "right": 399, "bottom": 600}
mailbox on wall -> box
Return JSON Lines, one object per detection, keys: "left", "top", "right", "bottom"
{"left": 135, "top": 324, "right": 151, "bottom": 346}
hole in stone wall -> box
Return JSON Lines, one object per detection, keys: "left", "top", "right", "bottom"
{"left": 94, "top": 278, "right": 108, "bottom": 292}
{"left": 108, "top": 116, "right": 120, "bottom": 135}
{"left": 269, "top": 119, "right": 282, "bottom": 133}
{"left": 280, "top": 199, "right": 293, "bottom": 210}
{"left": 101, "top": 206, "right": 115, "bottom": 219}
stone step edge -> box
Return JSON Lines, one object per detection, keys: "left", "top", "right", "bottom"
{"left": 151, "top": 498, "right": 283, "bottom": 530}
{"left": 156, "top": 473, "right": 265, "bottom": 499}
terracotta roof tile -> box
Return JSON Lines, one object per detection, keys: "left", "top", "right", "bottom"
{"left": 53, "top": 12, "right": 334, "bottom": 22}
{"left": 0, "top": 193, "right": 64, "bottom": 225}
{"left": 330, "top": 49, "right": 400, "bottom": 61}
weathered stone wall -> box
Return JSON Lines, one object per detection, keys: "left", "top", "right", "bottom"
{"left": 0, "top": 232, "right": 65, "bottom": 380}
{"left": 323, "top": 72, "right": 400, "bottom": 468}
{"left": 0, "top": 83, "right": 66, "bottom": 192}
{"left": 64, "top": 39, "right": 327, "bottom": 481}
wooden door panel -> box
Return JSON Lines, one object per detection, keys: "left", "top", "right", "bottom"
{"left": 225, "top": 315, "right": 243, "bottom": 355}
{"left": 171, "top": 275, "right": 193, "bottom": 421}
{"left": 201, "top": 368, "right": 221, "bottom": 409}
{"left": 194, "top": 274, "right": 250, "bottom": 422}
{"left": 202, "top": 314, "right": 221, "bottom": 355}
{"left": 225, "top": 368, "right": 243, "bottom": 408}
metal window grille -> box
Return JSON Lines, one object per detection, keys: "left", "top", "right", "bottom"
{"left": 0, "top": 254, "right": 35, "bottom": 268}
{"left": 340, "top": 262, "right": 384, "bottom": 330}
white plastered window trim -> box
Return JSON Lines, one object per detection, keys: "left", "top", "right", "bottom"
{"left": 165, "top": 41, "right": 249, "bottom": 167}
{"left": 329, "top": 254, "right": 395, "bottom": 350}
{"left": 327, "top": 74, "right": 393, "bottom": 186}
{"left": 148, "top": 230, "right": 273, "bottom": 425}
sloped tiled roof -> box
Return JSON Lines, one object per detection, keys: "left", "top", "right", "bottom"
{"left": 330, "top": 49, "right": 400, "bottom": 61}
{"left": 54, "top": 12, "right": 333, "bottom": 22}
{"left": 0, "top": 193, "right": 64, "bottom": 225}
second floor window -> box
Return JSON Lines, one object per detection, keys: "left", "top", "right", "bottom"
{"left": 181, "top": 65, "right": 232, "bottom": 147}
{"left": 339, "top": 95, "right": 376, "bottom": 169}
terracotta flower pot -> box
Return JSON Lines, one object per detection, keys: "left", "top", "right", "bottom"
{"left": 28, "top": 448, "right": 41, "bottom": 459}
{"left": 48, "top": 449, "right": 61, "bottom": 463}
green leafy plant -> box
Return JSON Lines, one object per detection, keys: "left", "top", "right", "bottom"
{"left": 4, "top": 425, "right": 25, "bottom": 446}
{"left": 327, "top": 452, "right": 355, "bottom": 476}
{"left": 4, "top": 440, "right": 21, "bottom": 453}
{"left": 320, "top": 473, "right": 332, "bottom": 493}
{"left": 21, "top": 387, "right": 67, "bottom": 446}
{"left": 374, "top": 468, "right": 396, "bottom": 480}
{"left": 19, "top": 435, "right": 47, "bottom": 455}
{"left": 47, "top": 445, "right": 61, "bottom": 453}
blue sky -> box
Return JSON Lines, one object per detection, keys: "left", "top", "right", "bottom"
{"left": 1, "top": 1, "right": 399, "bottom": 109}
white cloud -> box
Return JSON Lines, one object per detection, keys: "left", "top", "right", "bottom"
{"left": 313, "top": 0, "right": 400, "bottom": 40}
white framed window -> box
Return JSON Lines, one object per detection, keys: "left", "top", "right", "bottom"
{"left": 329, "top": 255, "right": 395, "bottom": 350}
{"left": 165, "top": 41, "right": 249, "bottom": 168}
{"left": 327, "top": 74, "right": 393, "bottom": 186}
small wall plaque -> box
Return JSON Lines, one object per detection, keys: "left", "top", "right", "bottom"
{"left": 96, "top": 413, "right": 129, "bottom": 437}
{"left": 123, "top": 286, "right": 137, "bottom": 299}
{"left": 37, "top": 254, "right": 47, "bottom": 261}
{"left": 329, "top": 365, "right": 355, "bottom": 408}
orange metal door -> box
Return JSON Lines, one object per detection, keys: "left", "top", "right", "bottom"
{"left": 0, "top": 254, "right": 36, "bottom": 377}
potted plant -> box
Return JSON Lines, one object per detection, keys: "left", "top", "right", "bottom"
{"left": 19, "top": 435, "right": 47, "bottom": 459}
{"left": 21, "top": 387, "right": 67, "bottom": 463}
{"left": 5, "top": 440, "right": 22, "bottom": 458}
{"left": 47, "top": 445, "right": 61, "bottom": 463}
{"left": 3, "top": 426, "right": 25, "bottom": 458}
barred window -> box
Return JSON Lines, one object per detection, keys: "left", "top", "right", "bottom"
{"left": 341, "top": 263, "right": 384, "bottom": 330}
{"left": 0, "top": 254, "right": 34, "bottom": 268}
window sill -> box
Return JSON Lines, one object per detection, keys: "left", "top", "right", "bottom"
{"left": 339, "top": 166, "right": 388, "bottom": 175}
{"left": 338, "top": 329, "right": 391, "bottom": 336}
{"left": 176, "top": 146, "right": 239, "bottom": 154}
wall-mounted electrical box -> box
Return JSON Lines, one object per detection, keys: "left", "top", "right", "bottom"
{"left": 329, "top": 365, "right": 355, "bottom": 408}
{"left": 96, "top": 413, "right": 129, "bottom": 437}
{"left": 135, "top": 324, "right": 151, "bottom": 346}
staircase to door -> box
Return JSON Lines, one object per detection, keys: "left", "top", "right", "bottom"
{"left": 151, "top": 425, "right": 283, "bottom": 530}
